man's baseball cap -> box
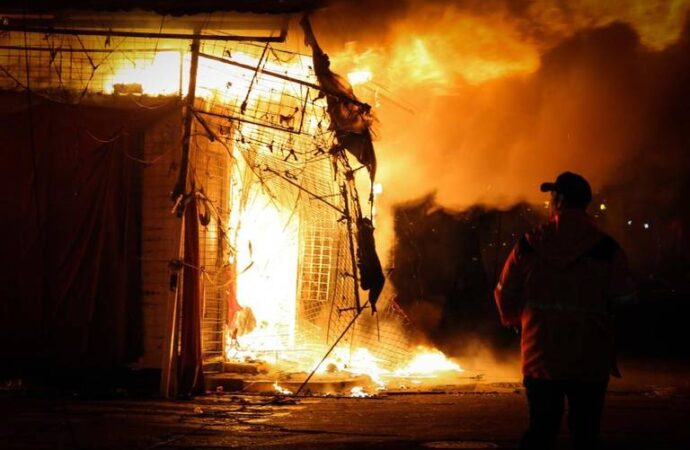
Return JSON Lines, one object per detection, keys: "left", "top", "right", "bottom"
{"left": 540, "top": 171, "right": 592, "bottom": 208}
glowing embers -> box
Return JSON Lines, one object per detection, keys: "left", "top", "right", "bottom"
{"left": 226, "top": 184, "right": 300, "bottom": 363}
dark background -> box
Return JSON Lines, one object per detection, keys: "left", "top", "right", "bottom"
{"left": 390, "top": 187, "right": 690, "bottom": 360}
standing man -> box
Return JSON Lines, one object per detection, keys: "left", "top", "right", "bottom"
{"left": 494, "top": 172, "right": 634, "bottom": 450}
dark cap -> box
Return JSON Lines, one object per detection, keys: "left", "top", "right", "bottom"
{"left": 540, "top": 171, "right": 592, "bottom": 208}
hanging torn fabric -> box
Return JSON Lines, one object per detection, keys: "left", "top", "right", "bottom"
{"left": 356, "top": 218, "right": 385, "bottom": 313}
{"left": 300, "top": 14, "right": 377, "bottom": 181}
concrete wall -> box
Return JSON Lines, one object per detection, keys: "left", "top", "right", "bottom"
{"left": 138, "top": 108, "right": 184, "bottom": 368}
{"left": 137, "top": 108, "right": 231, "bottom": 369}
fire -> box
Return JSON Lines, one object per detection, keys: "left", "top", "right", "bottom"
{"left": 102, "top": 27, "right": 468, "bottom": 388}
{"left": 396, "top": 346, "right": 463, "bottom": 377}
{"left": 347, "top": 70, "right": 372, "bottom": 86}
{"left": 107, "top": 50, "right": 184, "bottom": 96}
{"left": 107, "top": 46, "right": 312, "bottom": 101}
{"left": 226, "top": 183, "right": 300, "bottom": 362}
{"left": 329, "top": 8, "right": 539, "bottom": 91}
{"left": 315, "top": 346, "right": 464, "bottom": 394}
{"left": 273, "top": 382, "right": 293, "bottom": 395}
{"left": 53, "top": 5, "right": 689, "bottom": 396}
{"left": 350, "top": 386, "right": 373, "bottom": 398}
{"left": 373, "top": 182, "right": 383, "bottom": 196}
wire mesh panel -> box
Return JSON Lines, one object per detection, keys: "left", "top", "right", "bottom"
{"left": 192, "top": 137, "right": 232, "bottom": 365}
{"left": 0, "top": 32, "right": 188, "bottom": 99}
{"left": 194, "top": 40, "right": 413, "bottom": 369}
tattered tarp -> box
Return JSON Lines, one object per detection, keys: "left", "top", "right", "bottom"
{"left": 0, "top": 92, "right": 178, "bottom": 372}
{"left": 300, "top": 15, "right": 378, "bottom": 181}
{"left": 300, "top": 15, "right": 385, "bottom": 311}
{"left": 356, "top": 218, "right": 385, "bottom": 313}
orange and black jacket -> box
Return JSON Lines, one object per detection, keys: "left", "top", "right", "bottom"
{"left": 494, "top": 209, "right": 635, "bottom": 381}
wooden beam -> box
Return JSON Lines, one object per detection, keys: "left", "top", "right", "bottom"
{"left": 170, "top": 34, "right": 200, "bottom": 203}
{"left": 0, "top": 25, "right": 287, "bottom": 42}
{"left": 161, "top": 32, "right": 200, "bottom": 399}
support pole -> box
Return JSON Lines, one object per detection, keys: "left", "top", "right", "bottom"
{"left": 293, "top": 301, "right": 368, "bottom": 397}
{"left": 160, "top": 231, "right": 184, "bottom": 398}
{"left": 161, "top": 33, "right": 200, "bottom": 398}
{"left": 171, "top": 34, "right": 200, "bottom": 203}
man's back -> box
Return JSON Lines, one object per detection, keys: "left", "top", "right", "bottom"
{"left": 495, "top": 209, "right": 632, "bottom": 380}
{"left": 496, "top": 172, "right": 635, "bottom": 450}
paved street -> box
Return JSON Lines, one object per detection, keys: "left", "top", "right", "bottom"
{"left": 2, "top": 369, "right": 689, "bottom": 450}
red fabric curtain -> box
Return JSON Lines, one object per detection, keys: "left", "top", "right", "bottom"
{"left": 0, "top": 93, "right": 178, "bottom": 372}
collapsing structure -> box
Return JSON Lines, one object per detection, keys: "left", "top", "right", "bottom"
{"left": 0, "top": 4, "right": 410, "bottom": 396}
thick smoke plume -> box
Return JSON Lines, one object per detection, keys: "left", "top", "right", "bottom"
{"left": 310, "top": 1, "right": 689, "bottom": 204}
{"left": 305, "top": 1, "right": 690, "bottom": 255}
{"left": 304, "top": 2, "right": 690, "bottom": 359}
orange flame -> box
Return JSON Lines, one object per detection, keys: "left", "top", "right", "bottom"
{"left": 273, "top": 382, "right": 293, "bottom": 395}
{"left": 396, "top": 346, "right": 463, "bottom": 377}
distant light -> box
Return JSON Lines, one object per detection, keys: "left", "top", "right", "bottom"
{"left": 599, "top": 203, "right": 607, "bottom": 211}
{"left": 627, "top": 220, "right": 632, "bottom": 226}
{"left": 644, "top": 223, "right": 650, "bottom": 229}
{"left": 543, "top": 201, "right": 550, "bottom": 209}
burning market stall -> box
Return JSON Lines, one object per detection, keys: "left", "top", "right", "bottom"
{"left": 0, "top": 3, "right": 447, "bottom": 397}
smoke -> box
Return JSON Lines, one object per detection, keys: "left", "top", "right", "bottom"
{"left": 301, "top": 2, "right": 690, "bottom": 359}
{"left": 313, "top": 0, "right": 690, "bottom": 50}
{"left": 301, "top": 4, "right": 690, "bottom": 264}
{"left": 306, "top": 0, "right": 690, "bottom": 202}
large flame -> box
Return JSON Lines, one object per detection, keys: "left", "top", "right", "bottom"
{"left": 228, "top": 184, "right": 300, "bottom": 361}
{"left": 318, "top": 346, "right": 464, "bottom": 397}
{"left": 273, "top": 382, "right": 294, "bottom": 395}
{"left": 107, "top": 46, "right": 311, "bottom": 100}
{"left": 396, "top": 346, "right": 463, "bottom": 377}
{"left": 329, "top": 8, "right": 540, "bottom": 92}
{"left": 103, "top": 27, "right": 470, "bottom": 388}
{"left": 107, "top": 50, "right": 184, "bottom": 95}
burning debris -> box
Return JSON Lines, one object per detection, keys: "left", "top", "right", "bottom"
{"left": 0, "top": 5, "right": 428, "bottom": 395}
{"left": 213, "top": 344, "right": 469, "bottom": 398}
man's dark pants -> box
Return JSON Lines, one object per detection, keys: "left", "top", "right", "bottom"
{"left": 518, "top": 377, "right": 608, "bottom": 450}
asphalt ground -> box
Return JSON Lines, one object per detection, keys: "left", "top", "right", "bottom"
{"left": 1, "top": 363, "right": 689, "bottom": 450}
